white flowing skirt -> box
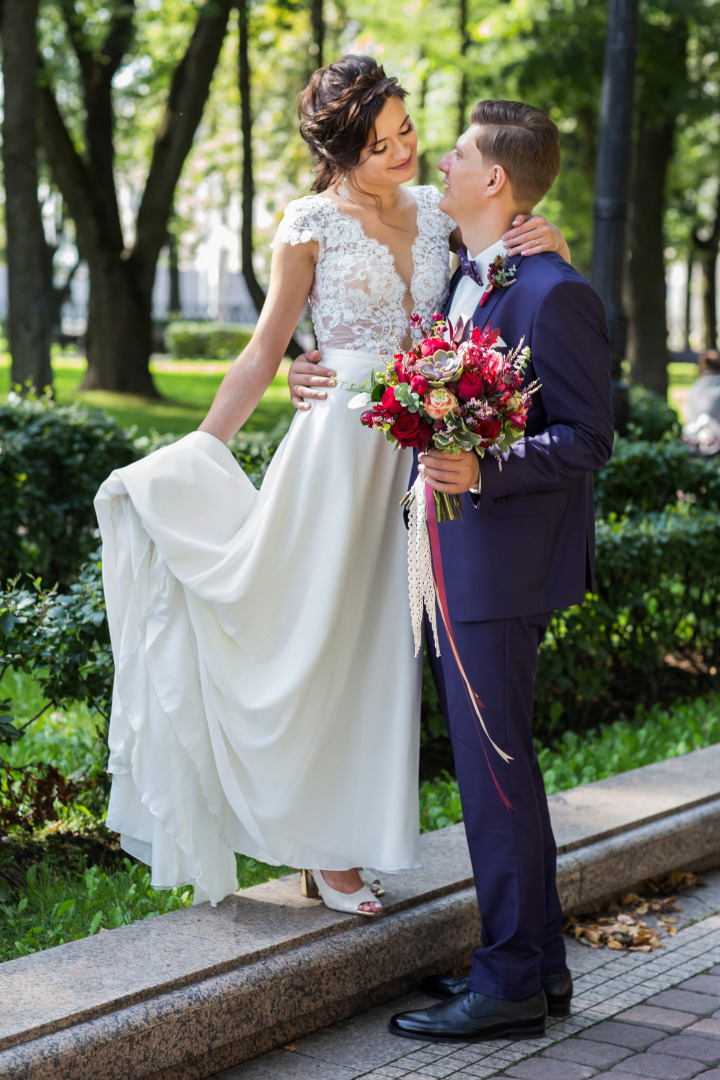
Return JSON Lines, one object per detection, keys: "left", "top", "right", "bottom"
{"left": 94, "top": 349, "right": 422, "bottom": 905}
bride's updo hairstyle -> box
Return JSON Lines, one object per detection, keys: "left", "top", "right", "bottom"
{"left": 299, "top": 55, "right": 408, "bottom": 193}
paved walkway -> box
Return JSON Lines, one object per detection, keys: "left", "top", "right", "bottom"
{"left": 213, "top": 870, "right": 720, "bottom": 1080}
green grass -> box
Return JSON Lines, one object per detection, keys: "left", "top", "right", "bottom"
{"left": 0, "top": 351, "right": 295, "bottom": 437}
{"left": 418, "top": 694, "right": 720, "bottom": 833}
{"left": 667, "top": 361, "right": 698, "bottom": 390}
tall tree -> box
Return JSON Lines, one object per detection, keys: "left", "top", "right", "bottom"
{"left": 0, "top": 0, "right": 52, "bottom": 392}
{"left": 694, "top": 176, "right": 720, "bottom": 349}
{"left": 36, "top": 0, "right": 234, "bottom": 394}
{"left": 237, "top": 0, "right": 303, "bottom": 357}
{"left": 456, "top": 0, "right": 470, "bottom": 137}
{"left": 310, "top": 0, "right": 324, "bottom": 70}
{"left": 627, "top": 9, "right": 688, "bottom": 398}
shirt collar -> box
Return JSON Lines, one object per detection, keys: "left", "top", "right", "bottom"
{"left": 467, "top": 238, "right": 508, "bottom": 284}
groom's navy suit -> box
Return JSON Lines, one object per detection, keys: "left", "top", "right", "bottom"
{"left": 410, "top": 252, "right": 614, "bottom": 1000}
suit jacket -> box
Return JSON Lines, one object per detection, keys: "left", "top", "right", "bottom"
{"left": 409, "top": 252, "right": 614, "bottom": 622}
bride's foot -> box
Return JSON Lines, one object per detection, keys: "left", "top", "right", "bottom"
{"left": 301, "top": 868, "right": 382, "bottom": 915}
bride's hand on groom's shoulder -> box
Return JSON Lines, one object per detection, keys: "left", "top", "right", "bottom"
{"left": 288, "top": 350, "right": 335, "bottom": 410}
{"left": 502, "top": 215, "right": 571, "bottom": 263}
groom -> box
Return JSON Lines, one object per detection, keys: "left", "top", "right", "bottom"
{"left": 288, "top": 99, "right": 614, "bottom": 1042}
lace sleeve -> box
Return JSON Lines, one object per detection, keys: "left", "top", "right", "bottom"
{"left": 416, "top": 185, "right": 456, "bottom": 236}
{"left": 272, "top": 198, "right": 324, "bottom": 249}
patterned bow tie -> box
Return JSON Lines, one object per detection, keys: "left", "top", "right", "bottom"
{"left": 457, "top": 247, "right": 485, "bottom": 288}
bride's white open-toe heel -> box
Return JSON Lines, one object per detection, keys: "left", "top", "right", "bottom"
{"left": 360, "top": 870, "right": 384, "bottom": 896}
{"left": 300, "top": 869, "right": 383, "bottom": 916}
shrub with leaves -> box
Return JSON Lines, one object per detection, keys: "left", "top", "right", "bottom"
{"left": 625, "top": 385, "right": 682, "bottom": 442}
{"left": 536, "top": 509, "right": 720, "bottom": 733}
{"left": 0, "top": 393, "right": 136, "bottom": 586}
{"left": 594, "top": 437, "right": 720, "bottom": 518}
{"left": 165, "top": 321, "right": 255, "bottom": 360}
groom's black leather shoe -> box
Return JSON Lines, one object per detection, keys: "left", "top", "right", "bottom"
{"left": 389, "top": 989, "right": 547, "bottom": 1042}
{"left": 421, "top": 970, "right": 573, "bottom": 1018}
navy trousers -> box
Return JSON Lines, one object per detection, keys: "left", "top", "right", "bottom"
{"left": 426, "top": 610, "right": 567, "bottom": 1000}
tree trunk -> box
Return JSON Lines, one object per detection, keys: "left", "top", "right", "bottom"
{"left": 237, "top": 0, "right": 303, "bottom": 358}
{"left": 168, "top": 232, "right": 182, "bottom": 315}
{"left": 457, "top": 0, "right": 469, "bottom": 139}
{"left": 416, "top": 51, "right": 429, "bottom": 187}
{"left": 627, "top": 112, "right": 675, "bottom": 398}
{"left": 83, "top": 254, "right": 155, "bottom": 393}
{"left": 684, "top": 245, "right": 694, "bottom": 353}
{"left": 310, "top": 0, "right": 324, "bottom": 70}
{"left": 1, "top": 0, "right": 52, "bottom": 392}
{"left": 702, "top": 254, "right": 718, "bottom": 349}
{"left": 695, "top": 176, "right": 720, "bottom": 350}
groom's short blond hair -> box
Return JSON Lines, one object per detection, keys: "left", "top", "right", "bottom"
{"left": 470, "top": 100, "right": 561, "bottom": 208}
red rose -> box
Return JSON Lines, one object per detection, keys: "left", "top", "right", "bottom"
{"left": 394, "top": 359, "right": 411, "bottom": 383}
{"left": 382, "top": 387, "right": 404, "bottom": 415}
{"left": 458, "top": 372, "right": 485, "bottom": 401}
{"left": 410, "top": 374, "right": 429, "bottom": 396}
{"left": 417, "top": 422, "right": 434, "bottom": 448}
{"left": 475, "top": 417, "right": 502, "bottom": 445}
{"left": 390, "top": 411, "right": 430, "bottom": 448}
{"left": 420, "top": 337, "right": 451, "bottom": 357}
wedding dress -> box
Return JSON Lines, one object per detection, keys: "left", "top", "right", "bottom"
{"left": 94, "top": 185, "right": 454, "bottom": 905}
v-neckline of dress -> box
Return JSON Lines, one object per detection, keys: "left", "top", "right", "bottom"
{"left": 319, "top": 192, "right": 423, "bottom": 304}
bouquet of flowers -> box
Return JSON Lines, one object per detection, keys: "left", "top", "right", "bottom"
{"left": 358, "top": 312, "right": 538, "bottom": 521}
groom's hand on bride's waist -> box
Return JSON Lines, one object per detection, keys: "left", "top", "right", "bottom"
{"left": 419, "top": 448, "right": 481, "bottom": 495}
{"left": 288, "top": 350, "right": 336, "bottom": 410}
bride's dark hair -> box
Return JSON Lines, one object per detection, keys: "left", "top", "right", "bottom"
{"left": 299, "top": 55, "right": 408, "bottom": 193}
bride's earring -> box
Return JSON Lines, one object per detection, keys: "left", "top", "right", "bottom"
{"left": 338, "top": 174, "right": 350, "bottom": 201}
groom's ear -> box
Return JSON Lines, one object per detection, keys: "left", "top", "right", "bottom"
{"left": 486, "top": 163, "right": 509, "bottom": 197}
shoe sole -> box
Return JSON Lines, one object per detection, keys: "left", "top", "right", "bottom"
{"left": 388, "top": 1022, "right": 546, "bottom": 1043}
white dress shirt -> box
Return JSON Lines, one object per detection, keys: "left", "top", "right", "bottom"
{"left": 447, "top": 238, "right": 506, "bottom": 494}
{"left": 447, "top": 238, "right": 508, "bottom": 328}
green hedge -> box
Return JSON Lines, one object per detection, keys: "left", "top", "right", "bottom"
{"left": 536, "top": 509, "right": 720, "bottom": 734}
{"left": 4, "top": 507, "right": 718, "bottom": 746}
{"left": 595, "top": 438, "right": 720, "bottom": 518}
{"left": 626, "top": 385, "right": 682, "bottom": 442}
{"left": 0, "top": 391, "right": 290, "bottom": 588}
{"left": 165, "top": 321, "right": 255, "bottom": 360}
{"left": 0, "top": 395, "right": 136, "bottom": 587}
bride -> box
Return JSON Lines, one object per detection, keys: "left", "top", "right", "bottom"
{"left": 95, "top": 55, "right": 567, "bottom": 915}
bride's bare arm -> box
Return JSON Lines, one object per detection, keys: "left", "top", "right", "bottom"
{"left": 199, "top": 240, "right": 316, "bottom": 443}
{"left": 449, "top": 217, "right": 571, "bottom": 262}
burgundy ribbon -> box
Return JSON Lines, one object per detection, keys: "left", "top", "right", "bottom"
{"left": 425, "top": 481, "right": 513, "bottom": 811}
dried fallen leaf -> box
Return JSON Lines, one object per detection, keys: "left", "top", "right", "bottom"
{"left": 607, "top": 939, "right": 625, "bottom": 950}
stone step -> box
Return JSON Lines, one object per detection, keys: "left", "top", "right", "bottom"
{"left": 1, "top": 744, "right": 719, "bottom": 1080}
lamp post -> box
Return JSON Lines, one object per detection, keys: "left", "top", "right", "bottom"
{"left": 590, "top": 0, "right": 639, "bottom": 433}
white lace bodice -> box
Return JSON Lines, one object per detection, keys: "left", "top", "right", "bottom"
{"left": 273, "top": 185, "right": 454, "bottom": 353}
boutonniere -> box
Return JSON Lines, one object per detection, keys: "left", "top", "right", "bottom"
{"left": 479, "top": 254, "right": 518, "bottom": 307}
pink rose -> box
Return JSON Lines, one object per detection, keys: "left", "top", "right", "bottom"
{"left": 420, "top": 337, "right": 451, "bottom": 358}
{"left": 424, "top": 387, "right": 458, "bottom": 420}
